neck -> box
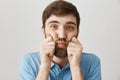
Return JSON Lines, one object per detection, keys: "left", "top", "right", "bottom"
{"left": 52, "top": 56, "right": 68, "bottom": 69}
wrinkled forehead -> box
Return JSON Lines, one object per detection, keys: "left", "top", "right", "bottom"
{"left": 45, "top": 14, "right": 77, "bottom": 26}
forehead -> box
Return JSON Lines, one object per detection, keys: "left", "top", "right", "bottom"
{"left": 45, "top": 14, "right": 77, "bottom": 25}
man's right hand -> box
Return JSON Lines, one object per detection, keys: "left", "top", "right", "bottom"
{"left": 40, "top": 34, "right": 55, "bottom": 67}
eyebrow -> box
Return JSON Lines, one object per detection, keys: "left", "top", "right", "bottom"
{"left": 48, "top": 21, "right": 59, "bottom": 25}
{"left": 48, "top": 20, "right": 77, "bottom": 26}
{"left": 66, "top": 21, "right": 77, "bottom": 26}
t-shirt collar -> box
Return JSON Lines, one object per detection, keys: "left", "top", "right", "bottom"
{"left": 50, "top": 61, "right": 70, "bottom": 70}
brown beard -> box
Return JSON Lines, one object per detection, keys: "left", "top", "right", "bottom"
{"left": 54, "top": 37, "right": 68, "bottom": 58}
{"left": 54, "top": 44, "right": 67, "bottom": 58}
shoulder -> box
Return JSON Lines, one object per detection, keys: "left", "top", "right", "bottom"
{"left": 81, "top": 52, "right": 101, "bottom": 79}
{"left": 81, "top": 52, "right": 100, "bottom": 62}
{"left": 21, "top": 52, "right": 40, "bottom": 67}
{"left": 23, "top": 52, "right": 40, "bottom": 60}
{"left": 80, "top": 52, "right": 101, "bottom": 70}
{"left": 20, "top": 52, "right": 40, "bottom": 79}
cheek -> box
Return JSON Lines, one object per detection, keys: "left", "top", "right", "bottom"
{"left": 67, "top": 32, "right": 78, "bottom": 41}
{"left": 45, "top": 30, "right": 58, "bottom": 41}
{"left": 67, "top": 34, "right": 73, "bottom": 41}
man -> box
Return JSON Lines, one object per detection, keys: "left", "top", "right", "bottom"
{"left": 20, "top": 0, "right": 101, "bottom": 80}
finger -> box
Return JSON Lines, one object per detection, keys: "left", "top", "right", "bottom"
{"left": 49, "top": 50, "right": 55, "bottom": 57}
{"left": 47, "top": 42, "right": 55, "bottom": 46}
{"left": 45, "top": 45, "right": 55, "bottom": 49}
{"left": 49, "top": 30, "right": 58, "bottom": 41}
{"left": 71, "top": 36, "right": 79, "bottom": 43}
{"left": 45, "top": 35, "right": 53, "bottom": 42}
{"left": 68, "top": 42, "right": 76, "bottom": 47}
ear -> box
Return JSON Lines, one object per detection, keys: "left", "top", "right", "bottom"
{"left": 76, "top": 29, "right": 80, "bottom": 38}
{"left": 77, "top": 29, "right": 80, "bottom": 36}
{"left": 41, "top": 27, "right": 46, "bottom": 38}
{"left": 78, "top": 29, "right": 80, "bottom": 34}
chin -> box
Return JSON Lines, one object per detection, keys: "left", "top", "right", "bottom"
{"left": 54, "top": 47, "right": 67, "bottom": 58}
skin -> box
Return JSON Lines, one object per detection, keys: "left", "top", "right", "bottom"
{"left": 36, "top": 14, "right": 83, "bottom": 80}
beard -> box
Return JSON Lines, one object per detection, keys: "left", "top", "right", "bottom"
{"left": 54, "top": 44, "right": 68, "bottom": 58}
{"left": 54, "top": 37, "right": 68, "bottom": 58}
{"left": 44, "top": 33, "right": 68, "bottom": 58}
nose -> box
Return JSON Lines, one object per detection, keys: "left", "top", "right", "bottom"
{"left": 57, "top": 27, "right": 66, "bottom": 38}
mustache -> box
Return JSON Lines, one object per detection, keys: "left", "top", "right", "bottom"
{"left": 55, "top": 38, "right": 66, "bottom": 42}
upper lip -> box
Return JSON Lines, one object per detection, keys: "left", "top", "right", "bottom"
{"left": 56, "top": 42, "right": 66, "bottom": 44}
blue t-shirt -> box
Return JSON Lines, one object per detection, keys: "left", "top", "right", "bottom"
{"left": 20, "top": 52, "right": 101, "bottom": 80}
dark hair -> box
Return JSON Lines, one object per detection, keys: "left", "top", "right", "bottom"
{"left": 42, "top": 0, "right": 80, "bottom": 29}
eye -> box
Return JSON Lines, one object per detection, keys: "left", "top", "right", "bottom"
{"left": 66, "top": 26, "right": 74, "bottom": 31}
{"left": 50, "top": 24, "right": 58, "bottom": 30}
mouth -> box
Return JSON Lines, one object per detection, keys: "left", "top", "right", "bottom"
{"left": 56, "top": 42, "right": 66, "bottom": 48}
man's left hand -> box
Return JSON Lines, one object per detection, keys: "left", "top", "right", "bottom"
{"left": 67, "top": 37, "right": 83, "bottom": 66}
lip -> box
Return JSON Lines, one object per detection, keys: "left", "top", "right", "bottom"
{"left": 57, "top": 43, "right": 66, "bottom": 48}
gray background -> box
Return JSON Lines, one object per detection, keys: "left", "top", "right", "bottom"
{"left": 0, "top": 0, "right": 120, "bottom": 80}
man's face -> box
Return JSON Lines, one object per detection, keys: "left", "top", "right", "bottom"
{"left": 42, "top": 14, "right": 79, "bottom": 58}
